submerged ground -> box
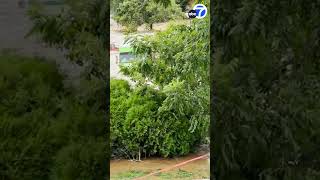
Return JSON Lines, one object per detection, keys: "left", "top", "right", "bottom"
{"left": 110, "top": 153, "right": 210, "bottom": 180}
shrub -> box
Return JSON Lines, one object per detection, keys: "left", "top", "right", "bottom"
{"left": 113, "top": 0, "right": 183, "bottom": 32}
{"left": 110, "top": 79, "right": 206, "bottom": 158}
{"left": 0, "top": 54, "right": 107, "bottom": 179}
{"left": 111, "top": 18, "right": 210, "bottom": 158}
{"left": 212, "top": 0, "right": 320, "bottom": 179}
{"left": 50, "top": 139, "right": 107, "bottom": 180}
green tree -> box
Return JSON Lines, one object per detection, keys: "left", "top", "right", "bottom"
{"left": 111, "top": 0, "right": 125, "bottom": 14}
{"left": 123, "top": 17, "right": 210, "bottom": 132}
{"left": 112, "top": 16, "right": 210, "bottom": 157}
{"left": 13, "top": 1, "right": 110, "bottom": 178}
{"left": 111, "top": 80, "right": 163, "bottom": 158}
{"left": 143, "top": 1, "right": 183, "bottom": 30}
{"left": 211, "top": 0, "right": 320, "bottom": 179}
{"left": 110, "top": 79, "right": 132, "bottom": 158}
{"left": 113, "top": 0, "right": 183, "bottom": 32}
{"left": 0, "top": 53, "right": 107, "bottom": 179}
{"left": 28, "top": 0, "right": 108, "bottom": 82}
{"left": 113, "top": 0, "right": 144, "bottom": 32}
{"left": 175, "top": 0, "right": 189, "bottom": 11}
{"left": 110, "top": 79, "right": 201, "bottom": 158}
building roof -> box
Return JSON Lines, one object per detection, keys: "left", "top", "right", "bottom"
{"left": 119, "top": 47, "right": 133, "bottom": 53}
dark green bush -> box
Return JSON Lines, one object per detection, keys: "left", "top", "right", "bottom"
{"left": 175, "top": 0, "right": 189, "bottom": 11}
{"left": 0, "top": 55, "right": 63, "bottom": 117}
{"left": 50, "top": 139, "right": 107, "bottom": 180}
{"left": 212, "top": 0, "right": 320, "bottom": 179}
{"left": 0, "top": 54, "right": 107, "bottom": 179}
{"left": 111, "top": 16, "right": 210, "bottom": 159}
{"left": 110, "top": 79, "right": 206, "bottom": 158}
{"left": 110, "top": 79, "right": 131, "bottom": 157}
{"left": 111, "top": 80, "right": 162, "bottom": 158}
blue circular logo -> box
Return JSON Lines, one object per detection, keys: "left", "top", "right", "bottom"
{"left": 193, "top": 4, "right": 207, "bottom": 19}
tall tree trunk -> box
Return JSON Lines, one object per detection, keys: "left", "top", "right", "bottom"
{"left": 138, "top": 147, "right": 141, "bottom": 161}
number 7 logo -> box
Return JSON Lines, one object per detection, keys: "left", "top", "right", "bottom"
{"left": 193, "top": 4, "right": 207, "bottom": 19}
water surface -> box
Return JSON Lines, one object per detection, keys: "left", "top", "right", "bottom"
{"left": 111, "top": 153, "right": 210, "bottom": 180}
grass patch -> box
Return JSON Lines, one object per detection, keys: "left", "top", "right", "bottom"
{"left": 111, "top": 168, "right": 209, "bottom": 179}
{"left": 112, "top": 170, "right": 148, "bottom": 180}
{"left": 156, "top": 169, "right": 193, "bottom": 179}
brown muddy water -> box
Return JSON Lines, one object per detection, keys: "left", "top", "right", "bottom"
{"left": 110, "top": 153, "right": 210, "bottom": 180}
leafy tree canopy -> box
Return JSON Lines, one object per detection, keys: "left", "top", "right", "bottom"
{"left": 123, "top": 17, "right": 210, "bottom": 131}
{"left": 113, "top": 0, "right": 183, "bottom": 32}
{"left": 110, "top": 16, "right": 210, "bottom": 158}
{"left": 28, "top": 0, "right": 108, "bottom": 82}
{"left": 0, "top": 53, "right": 107, "bottom": 179}
{"left": 212, "top": 0, "right": 320, "bottom": 179}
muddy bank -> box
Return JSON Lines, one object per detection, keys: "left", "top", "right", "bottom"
{"left": 110, "top": 152, "right": 210, "bottom": 180}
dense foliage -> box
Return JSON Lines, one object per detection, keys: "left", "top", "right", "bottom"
{"left": 24, "top": 1, "right": 109, "bottom": 178}
{"left": 0, "top": 54, "right": 107, "bottom": 179}
{"left": 28, "top": 0, "right": 108, "bottom": 82}
{"left": 124, "top": 8, "right": 210, "bottom": 137}
{"left": 111, "top": 0, "right": 124, "bottom": 14}
{"left": 175, "top": 0, "right": 189, "bottom": 11}
{"left": 111, "top": 79, "right": 204, "bottom": 159}
{"left": 211, "top": 0, "right": 320, "bottom": 179}
{"left": 113, "top": 0, "right": 183, "bottom": 32}
{"left": 111, "top": 14, "right": 210, "bottom": 158}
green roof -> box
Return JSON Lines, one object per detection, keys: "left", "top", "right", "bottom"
{"left": 119, "top": 47, "right": 133, "bottom": 53}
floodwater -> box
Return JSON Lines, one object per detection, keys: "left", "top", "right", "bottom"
{"left": 110, "top": 153, "right": 210, "bottom": 180}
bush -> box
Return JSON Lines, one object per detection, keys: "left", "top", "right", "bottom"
{"left": 212, "top": 0, "right": 320, "bottom": 179}
{"left": 0, "top": 54, "right": 63, "bottom": 116}
{"left": 175, "top": 0, "right": 189, "bottom": 11}
{"left": 110, "top": 79, "right": 132, "bottom": 157}
{"left": 111, "top": 18, "right": 210, "bottom": 158}
{"left": 113, "top": 0, "right": 183, "bottom": 32}
{"left": 0, "top": 54, "right": 107, "bottom": 179}
{"left": 50, "top": 139, "right": 107, "bottom": 180}
{"left": 110, "top": 79, "right": 206, "bottom": 158}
